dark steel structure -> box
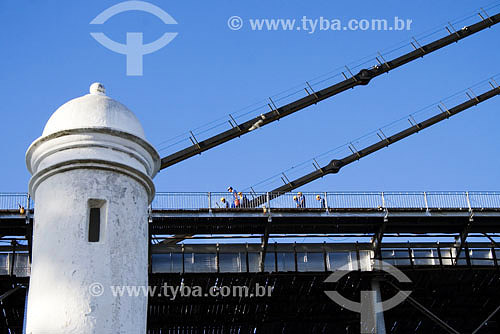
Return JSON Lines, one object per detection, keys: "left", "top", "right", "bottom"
{"left": 1, "top": 206, "right": 500, "bottom": 333}
{"left": 147, "top": 267, "right": 500, "bottom": 334}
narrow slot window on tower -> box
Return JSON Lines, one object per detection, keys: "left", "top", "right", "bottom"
{"left": 88, "top": 199, "right": 106, "bottom": 243}
{"left": 88, "top": 208, "right": 100, "bottom": 242}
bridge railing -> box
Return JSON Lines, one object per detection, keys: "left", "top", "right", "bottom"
{"left": 0, "top": 193, "right": 32, "bottom": 211}
{"left": 151, "top": 191, "right": 500, "bottom": 210}
{"left": 1, "top": 192, "right": 499, "bottom": 211}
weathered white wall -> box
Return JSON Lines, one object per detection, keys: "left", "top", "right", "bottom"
{"left": 26, "top": 168, "right": 149, "bottom": 333}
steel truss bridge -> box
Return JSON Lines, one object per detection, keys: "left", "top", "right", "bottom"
{"left": 0, "top": 192, "right": 500, "bottom": 333}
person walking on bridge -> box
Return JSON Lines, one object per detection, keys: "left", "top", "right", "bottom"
{"left": 316, "top": 194, "right": 326, "bottom": 208}
{"left": 238, "top": 192, "right": 250, "bottom": 208}
{"left": 228, "top": 186, "right": 240, "bottom": 207}
{"left": 297, "top": 192, "right": 306, "bottom": 208}
{"left": 220, "top": 197, "right": 229, "bottom": 209}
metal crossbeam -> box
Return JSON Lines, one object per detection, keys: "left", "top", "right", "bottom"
{"left": 0, "top": 285, "right": 23, "bottom": 302}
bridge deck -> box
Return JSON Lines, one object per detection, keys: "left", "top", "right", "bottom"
{"left": 151, "top": 208, "right": 500, "bottom": 235}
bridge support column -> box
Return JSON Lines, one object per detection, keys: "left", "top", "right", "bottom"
{"left": 370, "top": 279, "right": 387, "bottom": 334}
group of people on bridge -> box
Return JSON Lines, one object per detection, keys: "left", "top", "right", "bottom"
{"left": 219, "top": 187, "right": 327, "bottom": 209}
{"left": 219, "top": 187, "right": 250, "bottom": 208}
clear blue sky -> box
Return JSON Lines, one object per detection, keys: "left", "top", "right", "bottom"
{"left": 1, "top": 0, "right": 499, "bottom": 193}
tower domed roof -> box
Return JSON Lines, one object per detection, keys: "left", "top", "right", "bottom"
{"left": 42, "top": 83, "right": 146, "bottom": 139}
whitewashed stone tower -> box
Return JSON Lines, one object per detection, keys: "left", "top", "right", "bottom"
{"left": 25, "top": 83, "right": 160, "bottom": 333}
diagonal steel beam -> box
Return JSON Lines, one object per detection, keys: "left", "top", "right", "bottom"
{"left": 454, "top": 217, "right": 474, "bottom": 265}
{"left": 0, "top": 285, "right": 23, "bottom": 302}
{"left": 472, "top": 304, "right": 500, "bottom": 334}
{"left": 249, "top": 84, "right": 500, "bottom": 206}
{"left": 386, "top": 281, "right": 460, "bottom": 334}
{"left": 160, "top": 12, "right": 500, "bottom": 170}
